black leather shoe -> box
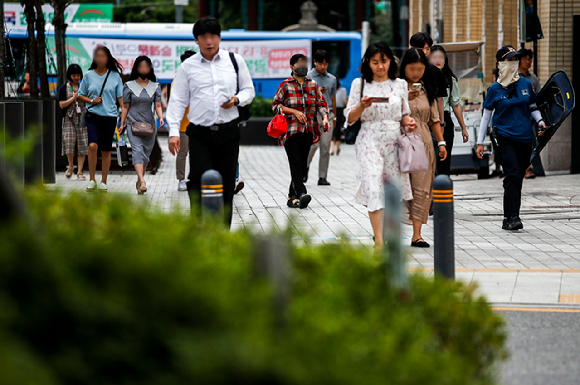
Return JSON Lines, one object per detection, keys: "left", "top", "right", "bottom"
{"left": 318, "top": 178, "right": 331, "bottom": 186}
{"left": 303, "top": 167, "right": 309, "bottom": 183}
{"left": 502, "top": 216, "right": 524, "bottom": 230}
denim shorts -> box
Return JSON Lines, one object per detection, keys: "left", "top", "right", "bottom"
{"left": 86, "top": 112, "right": 118, "bottom": 152}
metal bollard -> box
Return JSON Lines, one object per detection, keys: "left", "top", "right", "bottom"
{"left": 201, "top": 169, "right": 224, "bottom": 215}
{"left": 383, "top": 181, "right": 408, "bottom": 290}
{"left": 433, "top": 175, "right": 455, "bottom": 280}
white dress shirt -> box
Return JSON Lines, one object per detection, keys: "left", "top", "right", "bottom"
{"left": 166, "top": 49, "right": 255, "bottom": 137}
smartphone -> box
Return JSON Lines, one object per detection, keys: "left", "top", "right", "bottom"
{"left": 320, "top": 86, "right": 329, "bottom": 94}
{"left": 412, "top": 83, "right": 423, "bottom": 91}
{"left": 372, "top": 97, "right": 390, "bottom": 103}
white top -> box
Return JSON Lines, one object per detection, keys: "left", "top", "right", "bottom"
{"left": 166, "top": 49, "right": 255, "bottom": 137}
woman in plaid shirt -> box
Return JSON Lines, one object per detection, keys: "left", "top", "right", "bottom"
{"left": 272, "top": 54, "right": 330, "bottom": 209}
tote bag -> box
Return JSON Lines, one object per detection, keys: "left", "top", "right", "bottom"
{"left": 398, "top": 132, "right": 429, "bottom": 173}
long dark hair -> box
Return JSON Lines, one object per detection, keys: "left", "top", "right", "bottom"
{"left": 89, "top": 46, "right": 123, "bottom": 73}
{"left": 399, "top": 48, "right": 436, "bottom": 105}
{"left": 360, "top": 41, "right": 398, "bottom": 83}
{"left": 129, "top": 56, "right": 157, "bottom": 82}
{"left": 431, "top": 45, "right": 457, "bottom": 88}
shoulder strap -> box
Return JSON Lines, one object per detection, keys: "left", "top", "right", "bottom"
{"left": 99, "top": 70, "right": 111, "bottom": 97}
{"left": 228, "top": 52, "right": 240, "bottom": 93}
{"left": 359, "top": 77, "right": 364, "bottom": 100}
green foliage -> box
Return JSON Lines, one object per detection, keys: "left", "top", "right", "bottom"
{"left": 249, "top": 95, "right": 274, "bottom": 117}
{"left": 0, "top": 189, "right": 507, "bottom": 385}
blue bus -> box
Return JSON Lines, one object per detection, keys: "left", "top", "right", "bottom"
{"left": 9, "top": 23, "right": 362, "bottom": 98}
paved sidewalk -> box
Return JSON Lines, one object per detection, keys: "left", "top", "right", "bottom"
{"left": 55, "top": 137, "right": 580, "bottom": 305}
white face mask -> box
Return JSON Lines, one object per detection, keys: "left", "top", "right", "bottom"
{"left": 497, "top": 61, "right": 520, "bottom": 88}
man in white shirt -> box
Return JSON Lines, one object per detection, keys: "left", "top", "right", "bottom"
{"left": 166, "top": 17, "right": 255, "bottom": 226}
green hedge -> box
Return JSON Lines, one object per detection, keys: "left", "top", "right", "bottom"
{"left": 249, "top": 95, "right": 274, "bottom": 118}
{"left": 0, "top": 188, "right": 507, "bottom": 385}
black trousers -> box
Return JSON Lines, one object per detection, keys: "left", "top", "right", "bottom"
{"left": 436, "top": 111, "right": 455, "bottom": 176}
{"left": 186, "top": 121, "right": 240, "bottom": 227}
{"left": 284, "top": 132, "right": 313, "bottom": 198}
{"left": 495, "top": 133, "right": 532, "bottom": 218}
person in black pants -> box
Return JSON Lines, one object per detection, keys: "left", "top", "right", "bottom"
{"left": 272, "top": 54, "right": 330, "bottom": 209}
{"left": 476, "top": 46, "right": 546, "bottom": 230}
{"left": 429, "top": 45, "right": 470, "bottom": 175}
{"left": 166, "top": 17, "right": 255, "bottom": 227}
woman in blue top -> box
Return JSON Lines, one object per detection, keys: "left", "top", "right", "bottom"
{"left": 476, "top": 46, "right": 546, "bottom": 231}
{"left": 78, "top": 46, "right": 124, "bottom": 192}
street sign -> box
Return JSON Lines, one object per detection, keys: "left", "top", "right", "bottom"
{"left": 174, "top": 0, "right": 188, "bottom": 5}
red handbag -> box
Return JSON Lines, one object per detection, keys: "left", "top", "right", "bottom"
{"left": 267, "top": 114, "right": 288, "bottom": 138}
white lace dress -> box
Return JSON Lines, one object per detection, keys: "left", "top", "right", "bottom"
{"left": 344, "top": 78, "right": 413, "bottom": 212}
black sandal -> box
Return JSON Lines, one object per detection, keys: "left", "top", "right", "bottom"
{"left": 411, "top": 238, "right": 430, "bottom": 248}
{"left": 299, "top": 193, "right": 311, "bottom": 209}
{"left": 287, "top": 197, "right": 300, "bottom": 208}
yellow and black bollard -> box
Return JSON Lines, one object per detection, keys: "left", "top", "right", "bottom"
{"left": 201, "top": 169, "right": 224, "bottom": 215}
{"left": 433, "top": 175, "right": 455, "bottom": 280}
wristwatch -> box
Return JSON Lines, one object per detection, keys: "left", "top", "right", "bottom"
{"left": 438, "top": 141, "right": 447, "bottom": 147}
{"left": 90, "top": 99, "right": 94, "bottom": 105}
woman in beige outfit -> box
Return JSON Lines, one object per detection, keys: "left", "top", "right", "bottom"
{"left": 399, "top": 48, "right": 447, "bottom": 248}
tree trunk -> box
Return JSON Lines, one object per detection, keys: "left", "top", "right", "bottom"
{"left": 0, "top": 3, "right": 6, "bottom": 99}
{"left": 35, "top": 0, "right": 50, "bottom": 97}
{"left": 23, "top": 1, "right": 39, "bottom": 98}
{"left": 52, "top": 1, "right": 69, "bottom": 89}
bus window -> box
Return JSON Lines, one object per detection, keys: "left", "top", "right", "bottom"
{"left": 312, "top": 41, "right": 351, "bottom": 79}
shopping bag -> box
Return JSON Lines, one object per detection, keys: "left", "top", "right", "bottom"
{"left": 115, "top": 127, "right": 129, "bottom": 167}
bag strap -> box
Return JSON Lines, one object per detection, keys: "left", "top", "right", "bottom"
{"left": 359, "top": 77, "right": 364, "bottom": 99}
{"left": 88, "top": 70, "right": 111, "bottom": 109}
{"left": 228, "top": 52, "right": 240, "bottom": 94}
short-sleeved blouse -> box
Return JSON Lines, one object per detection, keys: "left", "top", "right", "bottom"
{"left": 123, "top": 80, "right": 162, "bottom": 127}
{"left": 344, "top": 78, "right": 410, "bottom": 124}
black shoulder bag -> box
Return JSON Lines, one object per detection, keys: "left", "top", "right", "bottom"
{"left": 344, "top": 77, "right": 364, "bottom": 145}
{"left": 228, "top": 52, "right": 251, "bottom": 124}
{"left": 87, "top": 70, "right": 111, "bottom": 110}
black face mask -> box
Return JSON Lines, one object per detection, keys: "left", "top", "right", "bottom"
{"left": 293, "top": 66, "right": 308, "bottom": 77}
{"left": 138, "top": 74, "right": 148, "bottom": 80}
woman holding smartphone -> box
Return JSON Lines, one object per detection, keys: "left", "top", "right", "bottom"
{"left": 344, "top": 41, "right": 416, "bottom": 249}
{"left": 399, "top": 48, "right": 447, "bottom": 248}
{"left": 78, "top": 46, "right": 124, "bottom": 192}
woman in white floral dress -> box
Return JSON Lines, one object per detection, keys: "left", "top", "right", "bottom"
{"left": 345, "top": 42, "right": 416, "bottom": 248}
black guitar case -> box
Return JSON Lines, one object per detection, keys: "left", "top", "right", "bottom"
{"left": 530, "top": 70, "right": 576, "bottom": 166}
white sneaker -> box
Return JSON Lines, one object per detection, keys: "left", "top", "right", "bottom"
{"left": 178, "top": 180, "right": 188, "bottom": 191}
{"left": 99, "top": 182, "right": 108, "bottom": 192}
{"left": 86, "top": 180, "right": 97, "bottom": 191}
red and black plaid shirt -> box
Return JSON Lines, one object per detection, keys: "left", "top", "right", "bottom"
{"left": 272, "top": 77, "right": 328, "bottom": 145}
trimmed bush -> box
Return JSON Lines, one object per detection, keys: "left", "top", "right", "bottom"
{"left": 248, "top": 95, "right": 274, "bottom": 117}
{"left": 0, "top": 188, "right": 507, "bottom": 385}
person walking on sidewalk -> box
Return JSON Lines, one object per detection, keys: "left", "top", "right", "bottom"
{"left": 409, "top": 32, "right": 448, "bottom": 125}
{"left": 518, "top": 48, "right": 543, "bottom": 180}
{"left": 78, "top": 46, "right": 124, "bottom": 192}
{"left": 166, "top": 17, "right": 255, "bottom": 227}
{"left": 429, "top": 45, "right": 469, "bottom": 176}
{"left": 304, "top": 50, "right": 337, "bottom": 186}
{"left": 272, "top": 53, "right": 330, "bottom": 209}
{"left": 400, "top": 48, "right": 447, "bottom": 248}
{"left": 174, "top": 50, "right": 195, "bottom": 192}
{"left": 120, "top": 56, "right": 164, "bottom": 195}
{"left": 331, "top": 79, "right": 348, "bottom": 156}
{"left": 59, "top": 64, "right": 88, "bottom": 181}
{"left": 476, "top": 46, "right": 546, "bottom": 231}
{"left": 345, "top": 42, "right": 416, "bottom": 249}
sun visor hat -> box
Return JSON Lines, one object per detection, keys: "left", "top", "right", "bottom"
{"left": 496, "top": 45, "right": 520, "bottom": 62}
